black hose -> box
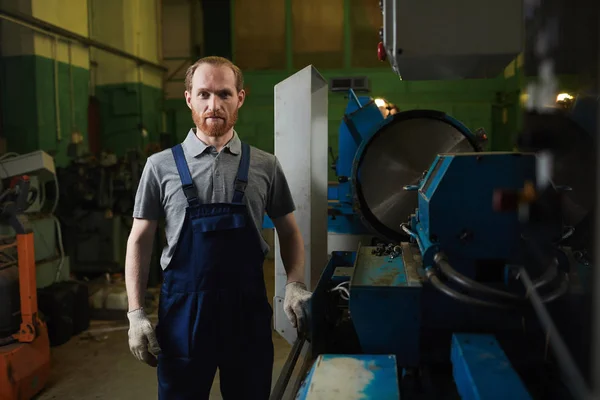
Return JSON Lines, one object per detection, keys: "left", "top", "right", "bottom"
{"left": 434, "top": 252, "right": 523, "bottom": 301}
{"left": 425, "top": 268, "right": 515, "bottom": 309}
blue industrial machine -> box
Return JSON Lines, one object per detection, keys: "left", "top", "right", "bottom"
{"left": 325, "top": 90, "right": 485, "bottom": 255}
{"left": 267, "top": 0, "right": 598, "bottom": 395}
{"left": 269, "top": 89, "right": 596, "bottom": 399}
{"left": 326, "top": 91, "right": 383, "bottom": 238}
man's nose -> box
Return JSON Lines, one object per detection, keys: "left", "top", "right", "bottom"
{"left": 207, "top": 94, "right": 221, "bottom": 112}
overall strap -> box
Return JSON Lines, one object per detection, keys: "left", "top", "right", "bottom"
{"left": 232, "top": 142, "right": 251, "bottom": 203}
{"left": 171, "top": 144, "right": 200, "bottom": 207}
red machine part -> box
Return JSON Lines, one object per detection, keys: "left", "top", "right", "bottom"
{"left": 0, "top": 233, "right": 51, "bottom": 399}
{"left": 377, "top": 42, "right": 387, "bottom": 61}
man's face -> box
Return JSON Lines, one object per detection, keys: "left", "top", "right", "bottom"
{"left": 185, "top": 64, "right": 245, "bottom": 137}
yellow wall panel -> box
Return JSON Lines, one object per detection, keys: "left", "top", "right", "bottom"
{"left": 234, "top": 0, "right": 286, "bottom": 70}
{"left": 31, "top": 0, "right": 88, "bottom": 36}
{"left": 90, "top": 0, "right": 163, "bottom": 88}
{"left": 292, "top": 0, "right": 344, "bottom": 69}
{"left": 31, "top": 0, "right": 89, "bottom": 69}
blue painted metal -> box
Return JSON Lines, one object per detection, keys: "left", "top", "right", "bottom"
{"left": 451, "top": 333, "right": 532, "bottom": 400}
{"left": 349, "top": 246, "right": 422, "bottom": 366}
{"left": 328, "top": 209, "right": 369, "bottom": 234}
{"left": 413, "top": 153, "right": 560, "bottom": 268}
{"left": 262, "top": 214, "right": 274, "bottom": 229}
{"left": 351, "top": 250, "right": 407, "bottom": 287}
{"left": 335, "top": 91, "right": 384, "bottom": 185}
{"left": 349, "top": 109, "right": 480, "bottom": 242}
{"left": 330, "top": 266, "right": 354, "bottom": 285}
{"left": 309, "top": 251, "right": 357, "bottom": 356}
{"left": 327, "top": 89, "right": 385, "bottom": 235}
{"left": 295, "top": 354, "right": 400, "bottom": 400}
{"left": 402, "top": 152, "right": 566, "bottom": 333}
{"left": 291, "top": 150, "right": 583, "bottom": 399}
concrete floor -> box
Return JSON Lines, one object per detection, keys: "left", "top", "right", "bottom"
{"left": 35, "top": 259, "right": 301, "bottom": 399}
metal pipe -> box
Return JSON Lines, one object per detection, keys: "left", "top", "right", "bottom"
{"left": 68, "top": 42, "right": 75, "bottom": 132}
{"left": 0, "top": 7, "right": 167, "bottom": 72}
{"left": 269, "top": 335, "right": 306, "bottom": 400}
{"left": 166, "top": 58, "right": 192, "bottom": 82}
{"left": 53, "top": 37, "right": 61, "bottom": 142}
{"left": 539, "top": 272, "right": 569, "bottom": 304}
{"left": 532, "top": 258, "right": 558, "bottom": 289}
{"left": 349, "top": 89, "right": 362, "bottom": 109}
{"left": 156, "top": 0, "right": 163, "bottom": 63}
{"left": 519, "top": 267, "right": 591, "bottom": 400}
{"left": 400, "top": 224, "right": 425, "bottom": 254}
{"left": 87, "top": 0, "right": 97, "bottom": 95}
{"left": 290, "top": 344, "right": 313, "bottom": 398}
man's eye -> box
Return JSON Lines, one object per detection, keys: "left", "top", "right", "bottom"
{"left": 199, "top": 92, "right": 209, "bottom": 98}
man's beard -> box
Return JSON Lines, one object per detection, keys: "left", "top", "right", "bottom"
{"left": 192, "top": 107, "right": 238, "bottom": 137}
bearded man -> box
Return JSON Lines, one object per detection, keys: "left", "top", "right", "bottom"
{"left": 124, "top": 56, "right": 311, "bottom": 399}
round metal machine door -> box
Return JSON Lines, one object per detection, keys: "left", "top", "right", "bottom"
{"left": 352, "top": 110, "right": 480, "bottom": 242}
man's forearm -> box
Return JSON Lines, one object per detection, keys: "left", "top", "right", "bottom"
{"left": 278, "top": 230, "right": 305, "bottom": 284}
{"left": 125, "top": 237, "right": 154, "bottom": 312}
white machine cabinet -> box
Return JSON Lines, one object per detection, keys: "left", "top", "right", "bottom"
{"left": 273, "top": 66, "right": 329, "bottom": 345}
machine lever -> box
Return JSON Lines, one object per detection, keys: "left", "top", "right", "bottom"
{"left": 269, "top": 334, "right": 306, "bottom": 400}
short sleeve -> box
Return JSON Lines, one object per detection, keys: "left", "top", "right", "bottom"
{"left": 266, "top": 156, "right": 296, "bottom": 219}
{"left": 133, "top": 158, "right": 162, "bottom": 220}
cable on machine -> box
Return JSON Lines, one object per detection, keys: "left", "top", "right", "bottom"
{"left": 433, "top": 252, "right": 523, "bottom": 301}
{"left": 424, "top": 267, "right": 514, "bottom": 310}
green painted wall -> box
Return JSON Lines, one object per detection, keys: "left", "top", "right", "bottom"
{"left": 1, "top": 54, "right": 90, "bottom": 167}
{"left": 88, "top": 0, "right": 164, "bottom": 157}
{"left": 496, "top": 61, "right": 589, "bottom": 152}
{"left": 0, "top": 57, "right": 164, "bottom": 162}
{"left": 94, "top": 83, "right": 164, "bottom": 154}
{"left": 165, "top": 68, "right": 507, "bottom": 180}
{"left": 1, "top": 55, "right": 38, "bottom": 154}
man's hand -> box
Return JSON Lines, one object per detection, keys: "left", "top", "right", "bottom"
{"left": 284, "top": 282, "right": 312, "bottom": 334}
{"left": 127, "top": 308, "right": 161, "bottom": 367}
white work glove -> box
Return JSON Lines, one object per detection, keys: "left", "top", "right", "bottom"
{"left": 284, "top": 282, "right": 312, "bottom": 334}
{"left": 127, "top": 308, "right": 161, "bottom": 367}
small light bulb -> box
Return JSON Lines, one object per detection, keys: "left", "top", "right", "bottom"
{"left": 556, "top": 93, "right": 574, "bottom": 102}
{"left": 374, "top": 98, "right": 386, "bottom": 107}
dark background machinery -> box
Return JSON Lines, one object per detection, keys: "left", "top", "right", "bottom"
{"left": 53, "top": 145, "right": 164, "bottom": 286}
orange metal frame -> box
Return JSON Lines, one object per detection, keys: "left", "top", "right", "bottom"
{"left": 0, "top": 232, "right": 50, "bottom": 400}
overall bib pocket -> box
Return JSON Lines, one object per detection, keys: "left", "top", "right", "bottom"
{"left": 157, "top": 292, "right": 196, "bottom": 359}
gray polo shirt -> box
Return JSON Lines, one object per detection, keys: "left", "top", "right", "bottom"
{"left": 133, "top": 129, "right": 296, "bottom": 270}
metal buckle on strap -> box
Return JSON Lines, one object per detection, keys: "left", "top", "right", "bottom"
{"left": 234, "top": 179, "right": 247, "bottom": 193}
{"left": 182, "top": 184, "right": 198, "bottom": 201}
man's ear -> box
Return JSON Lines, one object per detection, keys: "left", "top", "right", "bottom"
{"left": 237, "top": 89, "right": 246, "bottom": 108}
{"left": 184, "top": 91, "right": 192, "bottom": 110}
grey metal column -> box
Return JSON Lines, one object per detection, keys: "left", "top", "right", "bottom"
{"left": 273, "top": 66, "right": 329, "bottom": 345}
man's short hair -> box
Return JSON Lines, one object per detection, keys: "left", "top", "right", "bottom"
{"left": 184, "top": 56, "right": 244, "bottom": 93}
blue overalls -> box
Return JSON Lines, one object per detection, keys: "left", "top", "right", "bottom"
{"left": 156, "top": 142, "right": 274, "bottom": 399}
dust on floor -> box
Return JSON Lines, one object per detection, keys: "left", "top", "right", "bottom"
{"left": 35, "top": 320, "right": 294, "bottom": 400}
{"left": 34, "top": 259, "right": 304, "bottom": 399}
